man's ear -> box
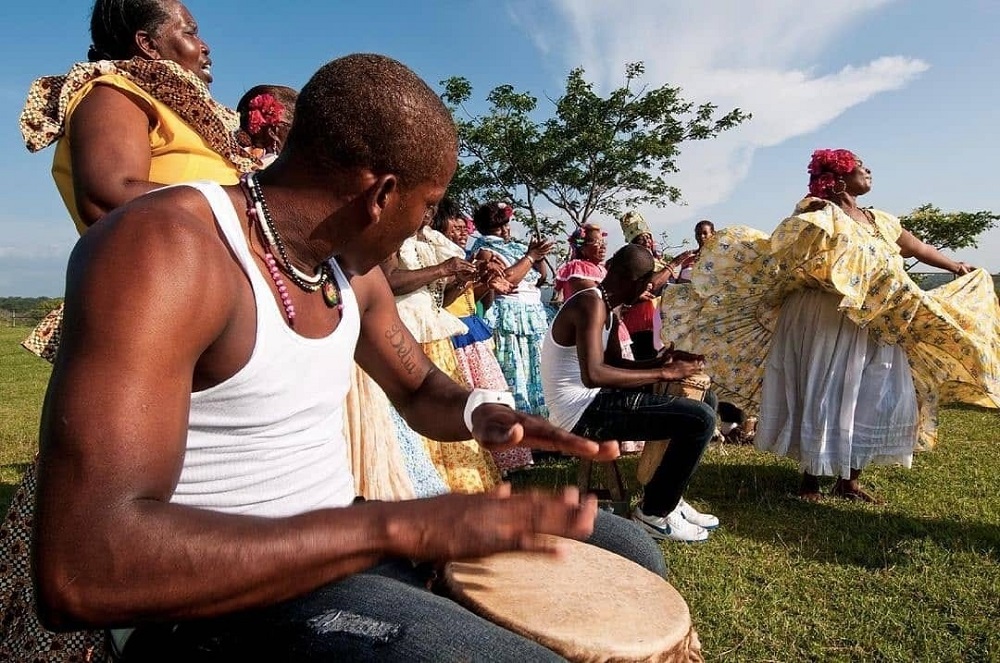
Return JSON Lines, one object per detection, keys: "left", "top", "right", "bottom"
{"left": 365, "top": 174, "right": 399, "bottom": 226}
{"left": 134, "top": 31, "right": 160, "bottom": 60}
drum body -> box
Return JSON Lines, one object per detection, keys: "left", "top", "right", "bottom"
{"left": 444, "top": 535, "right": 703, "bottom": 662}
{"left": 653, "top": 372, "right": 711, "bottom": 402}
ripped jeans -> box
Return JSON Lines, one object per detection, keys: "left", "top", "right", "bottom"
{"left": 119, "top": 510, "right": 664, "bottom": 662}
{"left": 571, "top": 388, "right": 716, "bottom": 517}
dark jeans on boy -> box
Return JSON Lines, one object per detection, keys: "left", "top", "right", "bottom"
{"left": 570, "top": 388, "right": 716, "bottom": 517}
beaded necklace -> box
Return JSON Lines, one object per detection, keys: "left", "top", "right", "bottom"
{"left": 596, "top": 283, "right": 615, "bottom": 312}
{"left": 596, "top": 284, "right": 618, "bottom": 331}
{"left": 239, "top": 173, "right": 343, "bottom": 325}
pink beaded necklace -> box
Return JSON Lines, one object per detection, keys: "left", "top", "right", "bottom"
{"left": 239, "top": 173, "right": 343, "bottom": 325}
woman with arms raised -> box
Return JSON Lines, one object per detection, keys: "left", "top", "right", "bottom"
{"left": 660, "top": 149, "right": 1000, "bottom": 503}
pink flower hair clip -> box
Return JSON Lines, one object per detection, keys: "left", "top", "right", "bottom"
{"left": 247, "top": 93, "right": 285, "bottom": 136}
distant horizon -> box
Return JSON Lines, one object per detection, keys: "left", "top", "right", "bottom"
{"left": 2, "top": 272, "right": 995, "bottom": 301}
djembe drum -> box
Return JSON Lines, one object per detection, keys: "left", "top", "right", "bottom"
{"left": 444, "top": 535, "right": 703, "bottom": 662}
{"left": 636, "top": 373, "right": 712, "bottom": 485}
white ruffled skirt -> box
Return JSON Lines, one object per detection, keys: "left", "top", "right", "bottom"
{"left": 755, "top": 289, "right": 919, "bottom": 477}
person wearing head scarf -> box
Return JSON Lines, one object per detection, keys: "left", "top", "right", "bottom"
{"left": 469, "top": 203, "right": 555, "bottom": 423}
{"left": 659, "top": 149, "right": 1000, "bottom": 502}
{"left": 553, "top": 224, "right": 608, "bottom": 301}
{"left": 618, "top": 212, "right": 674, "bottom": 361}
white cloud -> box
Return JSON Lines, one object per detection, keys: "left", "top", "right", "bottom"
{"left": 518, "top": 0, "right": 928, "bottom": 234}
{"left": 0, "top": 244, "right": 72, "bottom": 260}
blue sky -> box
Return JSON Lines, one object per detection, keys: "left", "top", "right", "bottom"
{"left": 1, "top": 0, "right": 998, "bottom": 296}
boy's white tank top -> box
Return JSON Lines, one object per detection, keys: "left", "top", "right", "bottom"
{"left": 172, "top": 180, "right": 358, "bottom": 516}
{"left": 540, "top": 288, "right": 611, "bottom": 431}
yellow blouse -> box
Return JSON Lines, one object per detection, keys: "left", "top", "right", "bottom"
{"left": 51, "top": 73, "right": 240, "bottom": 234}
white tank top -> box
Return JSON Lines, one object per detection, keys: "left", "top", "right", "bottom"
{"left": 171, "top": 181, "right": 359, "bottom": 516}
{"left": 540, "top": 288, "right": 611, "bottom": 431}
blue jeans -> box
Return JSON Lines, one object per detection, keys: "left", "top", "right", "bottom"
{"left": 120, "top": 510, "right": 664, "bottom": 661}
{"left": 571, "top": 389, "right": 716, "bottom": 517}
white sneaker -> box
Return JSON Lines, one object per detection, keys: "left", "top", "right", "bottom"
{"left": 677, "top": 498, "right": 719, "bottom": 530}
{"left": 632, "top": 505, "right": 709, "bottom": 542}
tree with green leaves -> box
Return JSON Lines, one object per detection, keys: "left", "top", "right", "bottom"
{"left": 899, "top": 204, "right": 999, "bottom": 271}
{"left": 440, "top": 62, "right": 749, "bottom": 239}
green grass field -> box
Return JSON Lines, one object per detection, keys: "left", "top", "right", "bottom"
{"left": 2, "top": 326, "right": 997, "bottom": 661}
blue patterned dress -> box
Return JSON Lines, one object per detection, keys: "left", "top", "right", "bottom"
{"left": 470, "top": 235, "right": 550, "bottom": 418}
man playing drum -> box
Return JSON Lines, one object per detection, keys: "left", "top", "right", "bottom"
{"left": 540, "top": 245, "right": 720, "bottom": 542}
{"left": 32, "top": 54, "right": 666, "bottom": 660}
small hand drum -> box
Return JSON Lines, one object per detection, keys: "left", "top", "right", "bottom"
{"left": 444, "top": 535, "right": 703, "bottom": 662}
{"left": 652, "top": 372, "right": 711, "bottom": 401}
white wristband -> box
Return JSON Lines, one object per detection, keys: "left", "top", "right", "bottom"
{"left": 463, "top": 388, "right": 516, "bottom": 434}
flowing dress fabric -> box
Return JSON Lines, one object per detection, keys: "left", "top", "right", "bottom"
{"left": 659, "top": 199, "right": 1000, "bottom": 460}
{"left": 447, "top": 289, "right": 534, "bottom": 473}
{"left": 343, "top": 365, "right": 418, "bottom": 501}
{"left": 396, "top": 229, "right": 500, "bottom": 493}
{"left": 756, "top": 289, "right": 918, "bottom": 475}
{"left": 385, "top": 406, "right": 450, "bottom": 498}
{"left": 471, "top": 235, "right": 550, "bottom": 418}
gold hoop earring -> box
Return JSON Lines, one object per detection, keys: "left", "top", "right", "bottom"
{"left": 832, "top": 180, "right": 847, "bottom": 195}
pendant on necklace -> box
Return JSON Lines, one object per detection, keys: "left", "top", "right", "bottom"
{"left": 321, "top": 273, "right": 341, "bottom": 310}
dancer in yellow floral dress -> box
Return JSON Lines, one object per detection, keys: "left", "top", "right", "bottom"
{"left": 660, "top": 149, "right": 1000, "bottom": 502}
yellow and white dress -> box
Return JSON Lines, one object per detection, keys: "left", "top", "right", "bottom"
{"left": 395, "top": 227, "right": 501, "bottom": 493}
{"left": 660, "top": 198, "right": 1000, "bottom": 475}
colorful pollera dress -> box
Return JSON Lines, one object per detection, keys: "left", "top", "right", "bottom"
{"left": 659, "top": 198, "right": 1000, "bottom": 477}
{"left": 471, "top": 235, "right": 551, "bottom": 419}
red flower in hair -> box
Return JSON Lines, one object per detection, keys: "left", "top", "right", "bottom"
{"left": 807, "top": 149, "right": 857, "bottom": 199}
{"left": 246, "top": 93, "right": 285, "bottom": 136}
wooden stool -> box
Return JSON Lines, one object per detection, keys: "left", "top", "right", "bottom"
{"left": 576, "top": 459, "right": 626, "bottom": 500}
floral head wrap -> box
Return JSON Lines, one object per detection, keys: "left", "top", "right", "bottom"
{"left": 620, "top": 210, "right": 651, "bottom": 243}
{"left": 807, "top": 149, "right": 857, "bottom": 199}
{"left": 568, "top": 223, "right": 607, "bottom": 259}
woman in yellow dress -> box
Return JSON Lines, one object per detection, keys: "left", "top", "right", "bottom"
{"left": 20, "top": 0, "right": 255, "bottom": 361}
{"left": 660, "top": 149, "right": 999, "bottom": 502}
{"left": 434, "top": 200, "right": 534, "bottom": 473}
{"left": 6, "top": 1, "right": 256, "bottom": 659}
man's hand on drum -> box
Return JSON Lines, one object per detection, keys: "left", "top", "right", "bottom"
{"left": 470, "top": 403, "right": 620, "bottom": 462}
{"left": 388, "top": 485, "right": 598, "bottom": 561}
{"left": 658, "top": 349, "right": 705, "bottom": 381}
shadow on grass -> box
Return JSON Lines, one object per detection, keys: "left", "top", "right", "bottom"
{"left": 511, "top": 455, "right": 999, "bottom": 570}
{"left": 691, "top": 459, "right": 1000, "bottom": 569}
{"left": 1, "top": 461, "right": 30, "bottom": 515}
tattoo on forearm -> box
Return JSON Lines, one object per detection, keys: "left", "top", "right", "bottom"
{"left": 385, "top": 323, "right": 418, "bottom": 375}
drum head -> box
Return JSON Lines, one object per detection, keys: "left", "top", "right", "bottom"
{"left": 444, "top": 535, "right": 695, "bottom": 662}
